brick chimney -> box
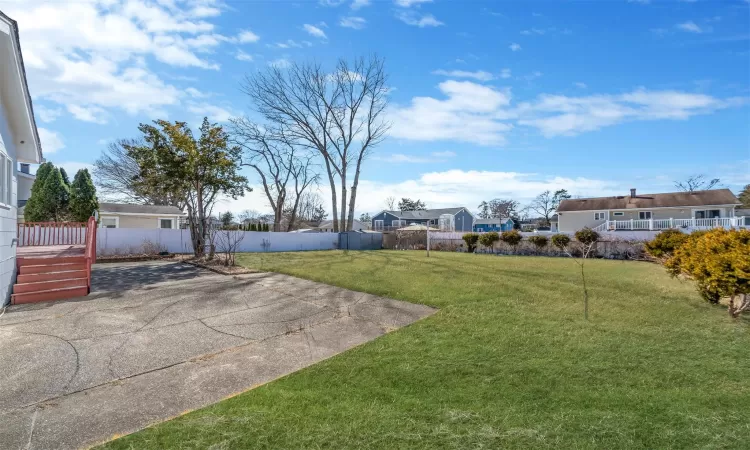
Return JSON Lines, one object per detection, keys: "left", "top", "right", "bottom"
{"left": 630, "top": 188, "right": 637, "bottom": 198}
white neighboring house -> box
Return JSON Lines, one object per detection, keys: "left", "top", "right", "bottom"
{"left": 98, "top": 203, "right": 186, "bottom": 229}
{"left": 0, "top": 11, "right": 44, "bottom": 305}
{"left": 557, "top": 188, "right": 745, "bottom": 233}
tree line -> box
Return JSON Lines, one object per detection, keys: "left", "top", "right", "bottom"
{"left": 24, "top": 162, "right": 98, "bottom": 223}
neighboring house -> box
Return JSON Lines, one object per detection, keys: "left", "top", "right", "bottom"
{"left": 371, "top": 207, "right": 474, "bottom": 232}
{"left": 317, "top": 219, "right": 369, "bottom": 232}
{"left": 549, "top": 214, "right": 559, "bottom": 232}
{"left": 557, "top": 188, "right": 744, "bottom": 233}
{"left": 98, "top": 203, "right": 186, "bottom": 229}
{"left": 16, "top": 162, "right": 33, "bottom": 221}
{"left": 736, "top": 209, "right": 750, "bottom": 227}
{"left": 0, "top": 11, "right": 44, "bottom": 304}
{"left": 473, "top": 218, "right": 514, "bottom": 232}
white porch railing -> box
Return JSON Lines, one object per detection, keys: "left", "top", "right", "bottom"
{"left": 592, "top": 217, "right": 747, "bottom": 232}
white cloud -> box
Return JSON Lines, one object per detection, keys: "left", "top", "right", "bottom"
{"left": 509, "top": 43, "right": 522, "bottom": 51}
{"left": 3, "top": 0, "right": 231, "bottom": 123}
{"left": 574, "top": 82, "right": 587, "bottom": 89}
{"left": 58, "top": 162, "right": 95, "bottom": 176}
{"left": 38, "top": 128, "right": 64, "bottom": 153}
{"left": 500, "top": 68, "right": 512, "bottom": 79}
{"left": 272, "top": 40, "right": 311, "bottom": 49}
{"left": 351, "top": 0, "right": 370, "bottom": 9}
{"left": 521, "top": 28, "right": 546, "bottom": 35}
{"left": 269, "top": 58, "right": 292, "bottom": 69}
{"left": 235, "top": 49, "right": 254, "bottom": 61}
{"left": 67, "top": 104, "right": 108, "bottom": 124}
{"left": 517, "top": 89, "right": 745, "bottom": 137}
{"left": 389, "top": 80, "right": 514, "bottom": 146}
{"left": 185, "top": 87, "right": 209, "bottom": 98}
{"left": 187, "top": 103, "right": 234, "bottom": 123}
{"left": 375, "top": 151, "right": 457, "bottom": 163}
{"left": 303, "top": 24, "right": 327, "bottom": 39}
{"left": 238, "top": 29, "right": 260, "bottom": 43}
{"left": 395, "top": 0, "right": 433, "bottom": 6}
{"left": 390, "top": 81, "right": 745, "bottom": 145}
{"left": 396, "top": 11, "right": 443, "bottom": 27}
{"left": 676, "top": 21, "right": 704, "bottom": 33}
{"left": 36, "top": 106, "right": 62, "bottom": 123}
{"left": 340, "top": 16, "right": 367, "bottom": 29}
{"left": 432, "top": 69, "right": 495, "bottom": 81}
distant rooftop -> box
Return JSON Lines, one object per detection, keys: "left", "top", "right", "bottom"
{"left": 99, "top": 203, "right": 185, "bottom": 215}
{"left": 383, "top": 207, "right": 469, "bottom": 220}
{"left": 557, "top": 189, "right": 739, "bottom": 212}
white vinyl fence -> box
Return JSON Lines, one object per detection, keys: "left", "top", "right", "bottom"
{"left": 96, "top": 228, "right": 339, "bottom": 256}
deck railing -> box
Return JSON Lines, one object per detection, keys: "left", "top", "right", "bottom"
{"left": 84, "top": 216, "right": 97, "bottom": 293}
{"left": 17, "top": 221, "right": 87, "bottom": 246}
{"left": 593, "top": 217, "right": 747, "bottom": 232}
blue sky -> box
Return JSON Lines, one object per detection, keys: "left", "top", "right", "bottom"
{"left": 3, "top": 0, "right": 748, "bottom": 215}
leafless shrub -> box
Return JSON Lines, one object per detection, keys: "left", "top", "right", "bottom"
{"left": 214, "top": 229, "right": 246, "bottom": 267}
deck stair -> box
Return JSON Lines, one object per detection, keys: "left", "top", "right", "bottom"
{"left": 11, "top": 218, "right": 97, "bottom": 305}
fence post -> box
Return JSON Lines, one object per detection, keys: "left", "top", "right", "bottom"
{"left": 426, "top": 229, "right": 430, "bottom": 257}
{"left": 670, "top": 218, "right": 674, "bottom": 228}
{"left": 649, "top": 218, "right": 653, "bottom": 230}
{"left": 630, "top": 219, "right": 634, "bottom": 230}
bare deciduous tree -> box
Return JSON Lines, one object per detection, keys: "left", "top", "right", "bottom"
{"left": 674, "top": 174, "right": 720, "bottom": 192}
{"left": 384, "top": 196, "right": 396, "bottom": 210}
{"left": 528, "top": 189, "right": 570, "bottom": 226}
{"left": 230, "top": 119, "right": 318, "bottom": 232}
{"left": 93, "top": 140, "right": 183, "bottom": 206}
{"left": 240, "top": 55, "right": 390, "bottom": 231}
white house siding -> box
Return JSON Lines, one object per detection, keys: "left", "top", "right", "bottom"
{"left": 0, "top": 99, "right": 18, "bottom": 306}
{"left": 558, "top": 211, "right": 606, "bottom": 233}
{"left": 100, "top": 214, "right": 181, "bottom": 229}
{"left": 558, "top": 206, "right": 737, "bottom": 232}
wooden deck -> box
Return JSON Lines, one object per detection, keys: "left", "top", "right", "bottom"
{"left": 17, "top": 245, "right": 86, "bottom": 259}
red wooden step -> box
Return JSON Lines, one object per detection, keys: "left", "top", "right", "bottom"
{"left": 17, "top": 270, "right": 88, "bottom": 284}
{"left": 13, "top": 277, "right": 88, "bottom": 294}
{"left": 17, "top": 256, "right": 85, "bottom": 267}
{"left": 19, "top": 262, "right": 87, "bottom": 275}
{"left": 11, "top": 286, "right": 89, "bottom": 305}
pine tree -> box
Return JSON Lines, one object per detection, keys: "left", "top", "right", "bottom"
{"left": 250, "top": 223, "right": 257, "bottom": 231}
{"left": 40, "top": 168, "right": 70, "bottom": 221}
{"left": 739, "top": 184, "right": 750, "bottom": 208}
{"left": 69, "top": 169, "right": 99, "bottom": 222}
{"left": 24, "top": 162, "right": 53, "bottom": 222}
{"left": 59, "top": 167, "right": 70, "bottom": 186}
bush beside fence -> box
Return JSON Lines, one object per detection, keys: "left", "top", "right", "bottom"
{"left": 382, "top": 231, "right": 647, "bottom": 260}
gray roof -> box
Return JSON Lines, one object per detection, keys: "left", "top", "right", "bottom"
{"left": 474, "top": 218, "right": 511, "bottom": 225}
{"left": 384, "top": 207, "right": 468, "bottom": 220}
{"left": 99, "top": 203, "right": 184, "bottom": 215}
{"left": 557, "top": 189, "right": 739, "bottom": 212}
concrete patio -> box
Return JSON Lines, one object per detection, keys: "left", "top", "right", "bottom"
{"left": 0, "top": 261, "right": 435, "bottom": 449}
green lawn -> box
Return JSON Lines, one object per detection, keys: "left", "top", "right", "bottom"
{"left": 103, "top": 251, "right": 750, "bottom": 449}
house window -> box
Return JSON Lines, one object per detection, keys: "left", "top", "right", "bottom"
{"left": 594, "top": 212, "right": 606, "bottom": 221}
{"left": 5, "top": 156, "right": 11, "bottom": 206}
{"left": 613, "top": 212, "right": 624, "bottom": 217}
{"left": 639, "top": 211, "right": 652, "bottom": 220}
{"left": 374, "top": 220, "right": 384, "bottom": 230}
{"left": 159, "top": 218, "right": 174, "bottom": 229}
{"left": 101, "top": 217, "right": 118, "bottom": 228}
{"left": 0, "top": 153, "right": 8, "bottom": 206}
{"left": 695, "top": 210, "right": 721, "bottom": 219}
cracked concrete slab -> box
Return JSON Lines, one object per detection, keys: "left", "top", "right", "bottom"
{"left": 0, "top": 260, "right": 435, "bottom": 450}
